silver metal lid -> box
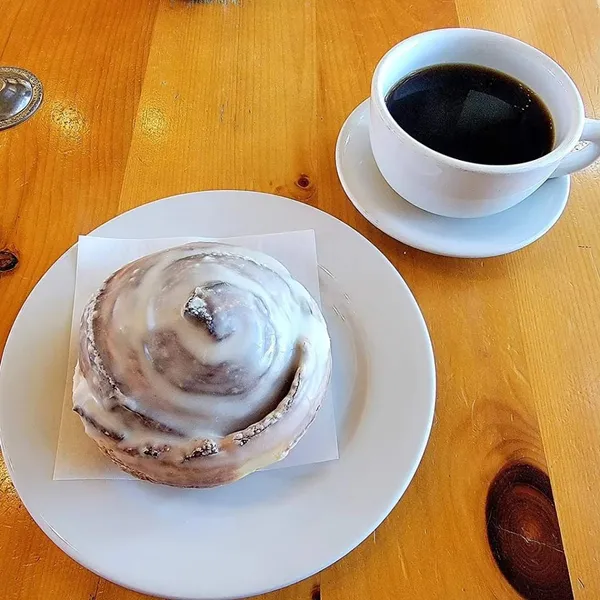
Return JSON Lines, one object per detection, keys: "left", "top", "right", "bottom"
{"left": 0, "top": 67, "right": 43, "bottom": 131}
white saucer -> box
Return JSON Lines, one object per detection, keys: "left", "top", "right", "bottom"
{"left": 336, "top": 100, "right": 570, "bottom": 258}
{"left": 0, "top": 191, "right": 435, "bottom": 600}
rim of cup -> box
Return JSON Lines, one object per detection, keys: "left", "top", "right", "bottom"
{"left": 371, "top": 28, "right": 585, "bottom": 174}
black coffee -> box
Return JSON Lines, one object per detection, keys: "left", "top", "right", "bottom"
{"left": 385, "top": 64, "right": 554, "bottom": 165}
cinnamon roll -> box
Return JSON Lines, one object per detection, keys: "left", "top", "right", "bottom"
{"left": 73, "top": 242, "right": 332, "bottom": 487}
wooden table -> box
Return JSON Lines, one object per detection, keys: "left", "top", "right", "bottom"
{"left": 1, "top": 0, "right": 599, "bottom": 598}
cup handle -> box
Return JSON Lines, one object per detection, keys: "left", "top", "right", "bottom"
{"left": 551, "top": 118, "right": 600, "bottom": 178}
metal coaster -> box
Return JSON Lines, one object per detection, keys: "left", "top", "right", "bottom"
{"left": 0, "top": 67, "right": 43, "bottom": 131}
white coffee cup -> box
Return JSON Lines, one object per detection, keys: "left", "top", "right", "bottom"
{"left": 369, "top": 28, "right": 600, "bottom": 218}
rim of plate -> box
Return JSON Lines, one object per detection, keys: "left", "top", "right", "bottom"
{"left": 0, "top": 190, "right": 435, "bottom": 599}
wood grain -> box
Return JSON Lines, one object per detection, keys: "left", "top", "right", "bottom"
{"left": 0, "top": 0, "right": 159, "bottom": 597}
{"left": 1, "top": 0, "right": 600, "bottom": 598}
{"left": 118, "top": 0, "right": 317, "bottom": 210}
{"left": 0, "top": 0, "right": 159, "bottom": 353}
{"left": 454, "top": 0, "right": 600, "bottom": 596}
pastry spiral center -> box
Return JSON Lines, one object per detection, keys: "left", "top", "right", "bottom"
{"left": 184, "top": 282, "right": 236, "bottom": 341}
{"left": 145, "top": 278, "right": 278, "bottom": 398}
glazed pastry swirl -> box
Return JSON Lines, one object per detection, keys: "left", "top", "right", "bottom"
{"left": 74, "top": 242, "right": 332, "bottom": 487}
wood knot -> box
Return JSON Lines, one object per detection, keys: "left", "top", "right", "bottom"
{"left": 486, "top": 463, "right": 573, "bottom": 600}
{"left": 311, "top": 584, "right": 321, "bottom": 600}
{"left": 296, "top": 175, "right": 311, "bottom": 189}
{"left": 275, "top": 174, "right": 316, "bottom": 203}
{"left": 0, "top": 249, "right": 18, "bottom": 273}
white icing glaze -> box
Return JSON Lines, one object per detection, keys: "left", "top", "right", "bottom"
{"left": 74, "top": 242, "right": 331, "bottom": 487}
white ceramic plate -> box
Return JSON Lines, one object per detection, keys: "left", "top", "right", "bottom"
{"left": 337, "top": 100, "right": 570, "bottom": 258}
{"left": 0, "top": 191, "right": 435, "bottom": 600}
